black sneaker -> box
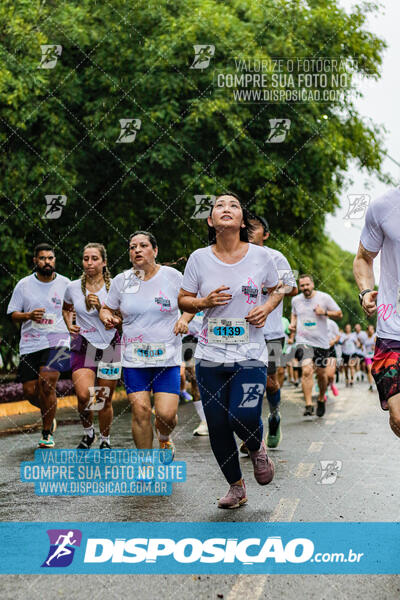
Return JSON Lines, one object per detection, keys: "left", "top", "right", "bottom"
{"left": 267, "top": 412, "right": 281, "bottom": 448}
{"left": 99, "top": 440, "right": 111, "bottom": 450}
{"left": 77, "top": 431, "right": 96, "bottom": 449}
{"left": 316, "top": 400, "right": 326, "bottom": 417}
{"left": 303, "top": 405, "right": 314, "bottom": 416}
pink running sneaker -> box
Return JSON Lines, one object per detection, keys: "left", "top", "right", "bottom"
{"left": 218, "top": 480, "right": 247, "bottom": 509}
{"left": 330, "top": 383, "right": 339, "bottom": 397}
{"left": 249, "top": 441, "right": 275, "bottom": 485}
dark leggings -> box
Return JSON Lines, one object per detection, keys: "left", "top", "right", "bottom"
{"left": 195, "top": 360, "right": 267, "bottom": 484}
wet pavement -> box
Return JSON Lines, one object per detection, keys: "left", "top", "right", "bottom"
{"left": 1, "top": 381, "right": 400, "bottom": 599}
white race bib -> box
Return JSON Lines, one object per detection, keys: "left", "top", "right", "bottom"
{"left": 132, "top": 342, "right": 166, "bottom": 363}
{"left": 301, "top": 317, "right": 317, "bottom": 331}
{"left": 31, "top": 312, "right": 57, "bottom": 331}
{"left": 208, "top": 318, "right": 249, "bottom": 344}
{"left": 97, "top": 361, "right": 121, "bottom": 380}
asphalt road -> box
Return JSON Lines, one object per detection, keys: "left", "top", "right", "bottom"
{"left": 1, "top": 380, "right": 400, "bottom": 599}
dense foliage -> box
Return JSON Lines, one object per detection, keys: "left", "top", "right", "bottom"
{"left": 0, "top": 0, "right": 388, "bottom": 368}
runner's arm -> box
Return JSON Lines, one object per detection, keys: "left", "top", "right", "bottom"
{"left": 178, "top": 286, "right": 232, "bottom": 313}
{"left": 174, "top": 312, "right": 195, "bottom": 335}
{"left": 99, "top": 304, "right": 121, "bottom": 329}
{"left": 265, "top": 284, "right": 283, "bottom": 311}
{"left": 10, "top": 309, "right": 45, "bottom": 323}
{"left": 275, "top": 280, "right": 298, "bottom": 298}
{"left": 288, "top": 312, "right": 297, "bottom": 343}
{"left": 10, "top": 311, "right": 31, "bottom": 323}
{"left": 273, "top": 256, "right": 298, "bottom": 296}
{"left": 62, "top": 301, "right": 80, "bottom": 334}
{"left": 330, "top": 333, "right": 340, "bottom": 347}
{"left": 324, "top": 308, "right": 342, "bottom": 320}
{"left": 179, "top": 312, "right": 195, "bottom": 324}
{"left": 246, "top": 284, "right": 281, "bottom": 327}
{"left": 178, "top": 289, "right": 205, "bottom": 313}
{"left": 353, "top": 242, "right": 379, "bottom": 316}
{"left": 353, "top": 241, "right": 378, "bottom": 290}
{"left": 286, "top": 284, "right": 298, "bottom": 297}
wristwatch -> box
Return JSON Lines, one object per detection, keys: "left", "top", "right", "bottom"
{"left": 358, "top": 289, "right": 372, "bottom": 306}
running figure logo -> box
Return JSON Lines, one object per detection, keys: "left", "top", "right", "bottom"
{"left": 241, "top": 278, "right": 258, "bottom": 304}
{"left": 44, "top": 345, "right": 71, "bottom": 373}
{"left": 38, "top": 45, "right": 62, "bottom": 69}
{"left": 121, "top": 269, "right": 144, "bottom": 294}
{"left": 86, "top": 386, "right": 111, "bottom": 411}
{"left": 266, "top": 119, "right": 291, "bottom": 143}
{"left": 344, "top": 194, "right": 370, "bottom": 220}
{"left": 192, "top": 195, "right": 216, "bottom": 219}
{"left": 42, "top": 529, "right": 82, "bottom": 567}
{"left": 277, "top": 268, "right": 298, "bottom": 289}
{"left": 317, "top": 460, "right": 342, "bottom": 485}
{"left": 42, "top": 195, "right": 67, "bottom": 219}
{"left": 116, "top": 119, "right": 142, "bottom": 143}
{"left": 190, "top": 45, "right": 215, "bottom": 70}
{"left": 239, "top": 383, "right": 264, "bottom": 408}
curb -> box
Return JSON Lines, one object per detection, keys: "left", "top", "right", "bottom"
{"left": 0, "top": 389, "right": 128, "bottom": 418}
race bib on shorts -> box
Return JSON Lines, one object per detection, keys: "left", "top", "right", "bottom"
{"left": 301, "top": 317, "right": 317, "bottom": 331}
{"left": 132, "top": 342, "right": 166, "bottom": 363}
{"left": 31, "top": 313, "right": 57, "bottom": 331}
{"left": 208, "top": 318, "right": 249, "bottom": 344}
{"left": 97, "top": 361, "right": 121, "bottom": 380}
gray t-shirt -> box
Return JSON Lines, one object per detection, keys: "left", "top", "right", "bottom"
{"left": 292, "top": 290, "right": 340, "bottom": 349}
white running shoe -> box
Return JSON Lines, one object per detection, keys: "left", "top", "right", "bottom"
{"left": 193, "top": 420, "right": 208, "bottom": 436}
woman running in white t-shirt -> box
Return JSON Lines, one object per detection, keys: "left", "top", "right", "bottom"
{"left": 179, "top": 193, "right": 282, "bottom": 508}
{"left": 100, "top": 231, "right": 191, "bottom": 457}
{"left": 63, "top": 243, "right": 120, "bottom": 449}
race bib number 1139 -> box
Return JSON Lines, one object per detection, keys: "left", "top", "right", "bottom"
{"left": 208, "top": 318, "right": 249, "bottom": 344}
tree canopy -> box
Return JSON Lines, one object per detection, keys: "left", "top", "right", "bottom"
{"left": 0, "top": 0, "right": 388, "bottom": 368}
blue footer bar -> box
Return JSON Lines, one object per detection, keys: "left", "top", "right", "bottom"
{"left": 0, "top": 522, "right": 398, "bottom": 574}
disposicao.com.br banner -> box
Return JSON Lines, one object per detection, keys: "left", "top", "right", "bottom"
{"left": 0, "top": 522, "right": 399, "bottom": 574}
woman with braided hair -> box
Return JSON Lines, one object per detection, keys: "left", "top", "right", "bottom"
{"left": 62, "top": 243, "right": 121, "bottom": 449}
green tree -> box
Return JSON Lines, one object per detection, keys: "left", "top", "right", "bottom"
{"left": 0, "top": 0, "right": 389, "bottom": 369}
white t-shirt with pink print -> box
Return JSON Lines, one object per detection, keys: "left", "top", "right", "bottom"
{"left": 7, "top": 273, "right": 70, "bottom": 354}
{"left": 105, "top": 265, "right": 183, "bottom": 368}
{"left": 182, "top": 244, "right": 279, "bottom": 363}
